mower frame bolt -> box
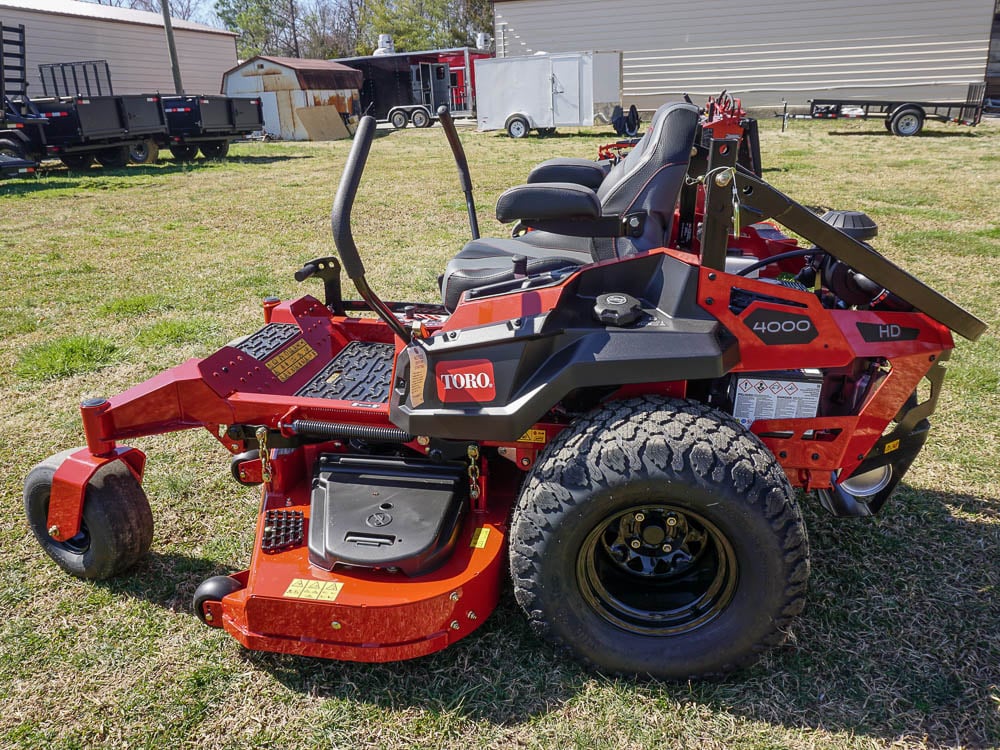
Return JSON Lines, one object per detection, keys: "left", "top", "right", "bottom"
{"left": 450, "top": 591, "right": 460, "bottom": 601}
{"left": 467, "top": 610, "right": 477, "bottom": 620}
{"left": 520, "top": 457, "right": 530, "bottom": 467}
{"left": 450, "top": 620, "right": 460, "bottom": 630}
{"left": 48, "top": 525, "right": 60, "bottom": 537}
{"left": 204, "top": 611, "right": 214, "bottom": 623}
{"left": 331, "top": 621, "right": 342, "bottom": 630}
{"left": 714, "top": 171, "right": 733, "bottom": 187}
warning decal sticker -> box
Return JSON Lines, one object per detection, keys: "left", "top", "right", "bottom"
{"left": 409, "top": 346, "right": 427, "bottom": 407}
{"left": 265, "top": 339, "right": 317, "bottom": 382}
{"left": 283, "top": 578, "right": 343, "bottom": 601}
{"left": 470, "top": 527, "right": 490, "bottom": 549}
{"left": 733, "top": 376, "right": 822, "bottom": 427}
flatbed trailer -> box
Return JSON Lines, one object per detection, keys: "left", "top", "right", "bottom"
{"left": 0, "top": 150, "right": 35, "bottom": 178}
{"left": 810, "top": 82, "right": 986, "bottom": 136}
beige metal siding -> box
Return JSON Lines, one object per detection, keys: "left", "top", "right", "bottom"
{"left": 494, "top": 0, "right": 994, "bottom": 108}
{"left": 0, "top": 5, "right": 236, "bottom": 95}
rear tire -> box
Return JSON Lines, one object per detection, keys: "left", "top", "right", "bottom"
{"left": 389, "top": 110, "right": 408, "bottom": 129}
{"left": 890, "top": 108, "right": 924, "bottom": 136}
{"left": 96, "top": 145, "right": 130, "bottom": 169}
{"left": 24, "top": 451, "right": 153, "bottom": 580}
{"left": 509, "top": 397, "right": 809, "bottom": 679}
{"left": 506, "top": 116, "right": 529, "bottom": 139}
{"left": 129, "top": 139, "right": 160, "bottom": 164}
{"left": 624, "top": 104, "right": 640, "bottom": 137}
{"left": 410, "top": 108, "right": 431, "bottom": 128}
{"left": 60, "top": 153, "right": 94, "bottom": 171}
{"left": 200, "top": 140, "right": 229, "bottom": 159}
{"left": 170, "top": 145, "right": 199, "bottom": 162}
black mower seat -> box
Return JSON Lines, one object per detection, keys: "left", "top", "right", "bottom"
{"left": 440, "top": 101, "right": 700, "bottom": 311}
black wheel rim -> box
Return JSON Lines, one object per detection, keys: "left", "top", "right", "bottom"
{"left": 577, "top": 504, "right": 737, "bottom": 635}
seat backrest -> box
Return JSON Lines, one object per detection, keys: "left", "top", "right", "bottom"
{"left": 595, "top": 101, "right": 700, "bottom": 259}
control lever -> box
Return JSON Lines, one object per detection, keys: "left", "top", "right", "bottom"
{"left": 294, "top": 256, "right": 345, "bottom": 314}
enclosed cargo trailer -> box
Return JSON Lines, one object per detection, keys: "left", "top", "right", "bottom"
{"left": 474, "top": 51, "right": 623, "bottom": 137}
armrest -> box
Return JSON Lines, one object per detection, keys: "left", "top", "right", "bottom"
{"left": 527, "top": 158, "right": 611, "bottom": 190}
{"left": 495, "top": 182, "right": 601, "bottom": 224}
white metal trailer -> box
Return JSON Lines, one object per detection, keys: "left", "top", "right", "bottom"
{"left": 474, "top": 51, "right": 622, "bottom": 137}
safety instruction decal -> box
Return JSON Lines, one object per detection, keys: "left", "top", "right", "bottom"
{"left": 283, "top": 578, "right": 343, "bottom": 601}
{"left": 733, "top": 376, "right": 821, "bottom": 427}
{"left": 517, "top": 429, "right": 546, "bottom": 444}
{"left": 409, "top": 346, "right": 427, "bottom": 407}
{"left": 266, "top": 339, "right": 317, "bottom": 382}
{"left": 470, "top": 527, "right": 490, "bottom": 549}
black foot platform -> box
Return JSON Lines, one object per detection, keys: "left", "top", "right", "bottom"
{"left": 296, "top": 341, "right": 395, "bottom": 403}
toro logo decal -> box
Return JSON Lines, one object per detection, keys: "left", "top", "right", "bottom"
{"left": 744, "top": 308, "right": 817, "bottom": 345}
{"left": 436, "top": 359, "right": 496, "bottom": 403}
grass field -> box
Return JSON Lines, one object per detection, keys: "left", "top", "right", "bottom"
{"left": 1, "top": 114, "right": 998, "bottom": 749}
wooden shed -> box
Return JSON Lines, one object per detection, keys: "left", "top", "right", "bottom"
{"left": 222, "top": 56, "right": 362, "bottom": 141}
{"left": 0, "top": 0, "right": 236, "bottom": 96}
{"left": 492, "top": 0, "right": 995, "bottom": 109}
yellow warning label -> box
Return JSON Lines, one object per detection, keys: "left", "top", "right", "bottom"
{"left": 283, "top": 578, "right": 343, "bottom": 602}
{"left": 266, "top": 339, "right": 317, "bottom": 382}
{"left": 884, "top": 439, "right": 900, "bottom": 454}
{"left": 409, "top": 346, "right": 427, "bottom": 408}
{"left": 470, "top": 527, "right": 490, "bottom": 549}
{"left": 517, "top": 429, "right": 546, "bottom": 444}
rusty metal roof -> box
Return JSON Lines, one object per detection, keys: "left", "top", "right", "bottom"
{"left": 239, "top": 56, "right": 363, "bottom": 90}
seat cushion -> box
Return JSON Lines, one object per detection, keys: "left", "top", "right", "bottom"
{"left": 440, "top": 236, "right": 588, "bottom": 311}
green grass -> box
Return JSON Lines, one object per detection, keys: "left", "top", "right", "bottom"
{"left": 1, "top": 116, "right": 999, "bottom": 748}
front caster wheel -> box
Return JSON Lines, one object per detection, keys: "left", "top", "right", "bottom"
{"left": 193, "top": 576, "right": 243, "bottom": 626}
{"left": 23, "top": 450, "right": 153, "bottom": 580}
{"left": 509, "top": 397, "right": 810, "bottom": 679}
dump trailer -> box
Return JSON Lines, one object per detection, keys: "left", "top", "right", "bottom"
{"left": 333, "top": 47, "right": 490, "bottom": 128}
{"left": 139, "top": 94, "right": 264, "bottom": 163}
{"left": 810, "top": 82, "right": 987, "bottom": 136}
{"left": 0, "top": 150, "right": 35, "bottom": 177}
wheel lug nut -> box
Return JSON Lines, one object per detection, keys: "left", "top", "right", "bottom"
{"left": 662, "top": 544, "right": 672, "bottom": 552}
{"left": 634, "top": 513, "right": 645, "bottom": 522}
{"left": 666, "top": 516, "right": 678, "bottom": 527}
{"left": 630, "top": 540, "right": 641, "bottom": 549}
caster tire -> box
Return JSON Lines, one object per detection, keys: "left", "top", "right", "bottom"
{"left": 193, "top": 575, "right": 243, "bottom": 625}
{"left": 24, "top": 450, "right": 153, "bottom": 580}
{"left": 509, "top": 397, "right": 809, "bottom": 679}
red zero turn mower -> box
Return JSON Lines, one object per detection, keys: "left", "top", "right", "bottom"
{"left": 25, "top": 102, "right": 986, "bottom": 679}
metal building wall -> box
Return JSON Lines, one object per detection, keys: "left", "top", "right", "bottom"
{"left": 493, "top": 0, "right": 994, "bottom": 109}
{"left": 0, "top": 2, "right": 236, "bottom": 96}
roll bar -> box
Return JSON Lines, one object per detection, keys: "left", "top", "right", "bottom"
{"left": 330, "top": 115, "right": 411, "bottom": 342}
{"left": 436, "top": 105, "right": 480, "bottom": 240}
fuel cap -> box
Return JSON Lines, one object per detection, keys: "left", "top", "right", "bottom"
{"left": 594, "top": 293, "right": 643, "bottom": 327}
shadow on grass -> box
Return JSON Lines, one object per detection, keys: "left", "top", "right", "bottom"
{"left": 827, "top": 129, "right": 982, "bottom": 138}
{"left": 241, "top": 484, "right": 999, "bottom": 745}
{"left": 94, "top": 550, "right": 228, "bottom": 612}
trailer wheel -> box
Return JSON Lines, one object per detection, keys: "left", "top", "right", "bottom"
{"left": 129, "top": 139, "right": 160, "bottom": 164}
{"left": 890, "top": 108, "right": 924, "bottom": 136}
{"left": 509, "top": 397, "right": 810, "bottom": 679}
{"left": 96, "top": 146, "right": 130, "bottom": 169}
{"left": 0, "top": 138, "right": 26, "bottom": 159}
{"left": 170, "top": 145, "right": 199, "bottom": 162}
{"left": 389, "top": 110, "right": 408, "bottom": 129}
{"left": 411, "top": 108, "right": 431, "bottom": 128}
{"left": 200, "top": 141, "right": 230, "bottom": 159}
{"left": 506, "top": 116, "right": 529, "bottom": 139}
{"left": 60, "top": 154, "right": 93, "bottom": 171}
{"left": 24, "top": 450, "right": 154, "bottom": 580}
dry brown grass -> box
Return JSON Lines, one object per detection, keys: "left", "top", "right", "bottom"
{"left": 1, "top": 115, "right": 998, "bottom": 749}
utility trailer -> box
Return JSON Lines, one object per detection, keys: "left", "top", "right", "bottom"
{"left": 1, "top": 22, "right": 47, "bottom": 163}
{"left": 332, "top": 47, "right": 491, "bottom": 129}
{"left": 474, "top": 51, "right": 624, "bottom": 138}
{"left": 810, "top": 82, "right": 986, "bottom": 136}
{"left": 143, "top": 94, "right": 264, "bottom": 163}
